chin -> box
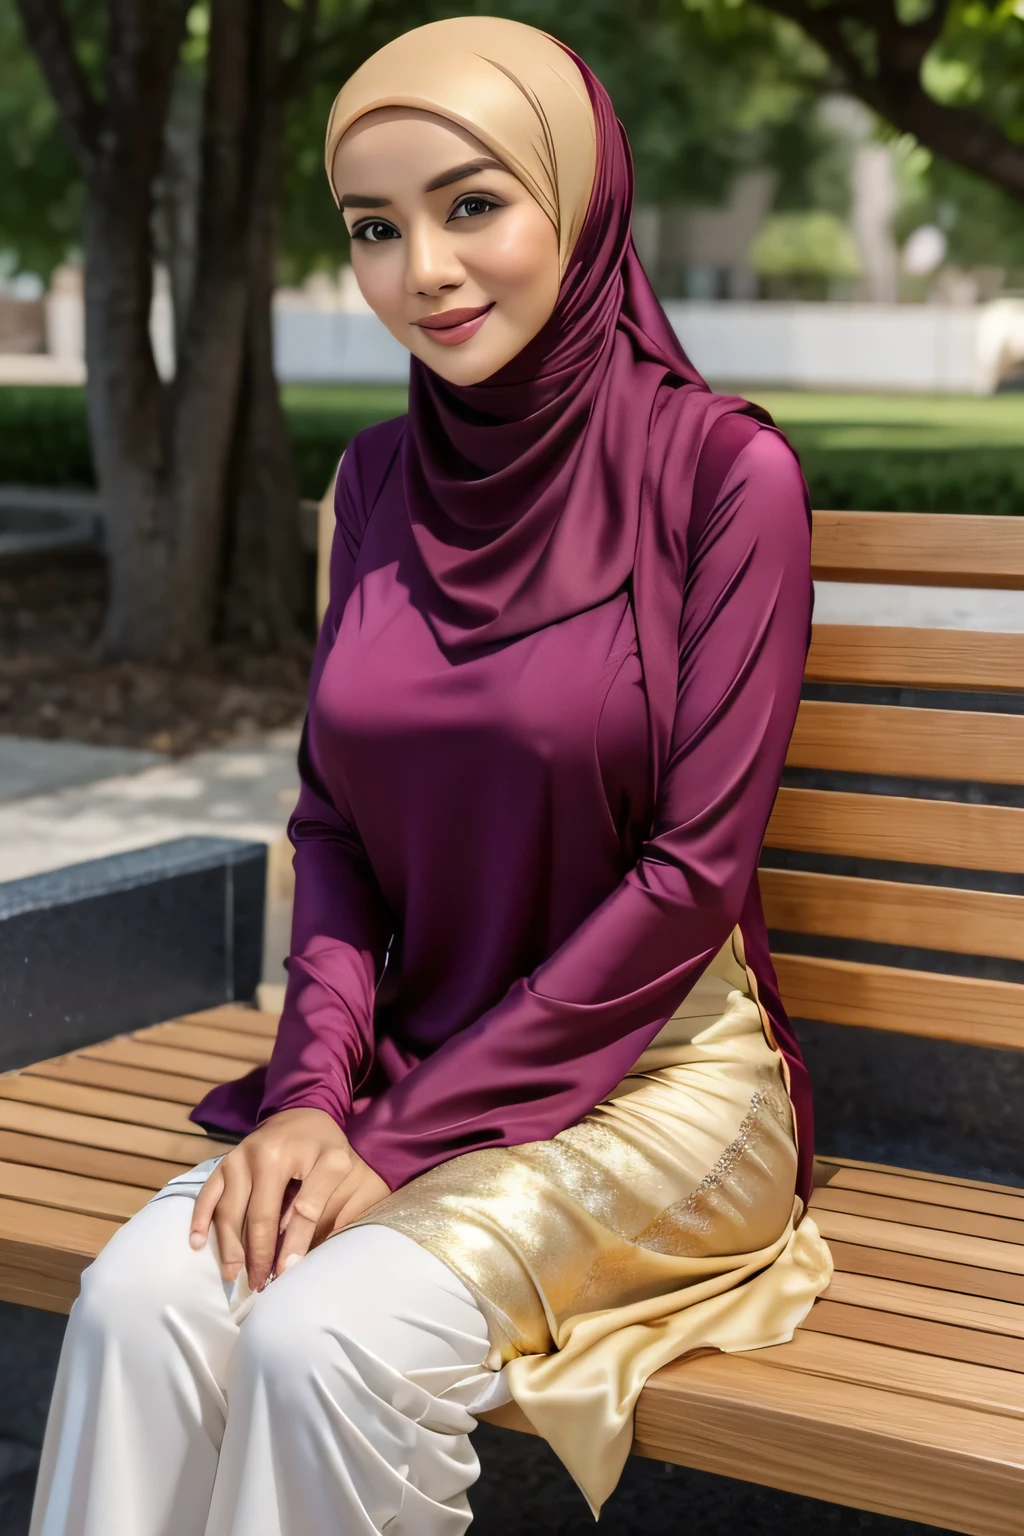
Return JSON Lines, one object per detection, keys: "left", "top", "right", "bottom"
{"left": 415, "top": 349, "right": 509, "bottom": 387}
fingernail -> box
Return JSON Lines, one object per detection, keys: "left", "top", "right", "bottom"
{"left": 282, "top": 1253, "right": 300, "bottom": 1271}
{"left": 189, "top": 1232, "right": 204, "bottom": 1249}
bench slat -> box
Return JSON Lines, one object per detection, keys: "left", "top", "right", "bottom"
{"left": 805, "top": 625, "right": 1024, "bottom": 692}
{"left": 763, "top": 867, "right": 1024, "bottom": 961}
{"left": 0, "top": 1128, "right": 185, "bottom": 1189}
{"left": 766, "top": 787, "right": 1024, "bottom": 874}
{"left": 0, "top": 1193, "right": 119, "bottom": 1258}
{"left": 177, "top": 1007, "right": 280, "bottom": 1039}
{"left": 0, "top": 1099, "right": 233, "bottom": 1165}
{"left": 0, "top": 1160, "right": 150, "bottom": 1223}
{"left": 827, "top": 1239, "right": 1024, "bottom": 1305}
{"left": 787, "top": 700, "right": 1024, "bottom": 784}
{"left": 802, "top": 1298, "right": 1024, "bottom": 1377}
{"left": 812, "top": 1187, "right": 1024, "bottom": 1246}
{"left": 813, "top": 1209, "right": 1024, "bottom": 1278}
{"left": 824, "top": 1271, "right": 1024, "bottom": 1341}
{"left": 137, "top": 1022, "right": 274, "bottom": 1063}
{"left": 0, "top": 1195, "right": 121, "bottom": 1313}
{"left": 0, "top": 1075, "right": 210, "bottom": 1136}
{"left": 634, "top": 1351, "right": 1024, "bottom": 1536}
{"left": 823, "top": 1165, "right": 1024, "bottom": 1221}
{"left": 24, "top": 1055, "right": 220, "bottom": 1105}
{"left": 81, "top": 1036, "right": 256, "bottom": 1083}
{"left": 820, "top": 1156, "right": 1024, "bottom": 1203}
{"left": 810, "top": 510, "right": 1024, "bottom": 590}
{"left": 773, "top": 953, "right": 1024, "bottom": 1050}
{"left": 758, "top": 1327, "right": 1024, "bottom": 1417}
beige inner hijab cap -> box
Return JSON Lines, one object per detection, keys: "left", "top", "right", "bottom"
{"left": 324, "top": 16, "right": 598, "bottom": 275}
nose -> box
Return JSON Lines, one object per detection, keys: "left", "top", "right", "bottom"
{"left": 404, "top": 218, "right": 464, "bottom": 297}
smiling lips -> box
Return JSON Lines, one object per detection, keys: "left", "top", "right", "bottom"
{"left": 413, "top": 302, "right": 495, "bottom": 346}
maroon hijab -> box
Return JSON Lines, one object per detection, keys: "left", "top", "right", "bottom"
{"left": 402, "top": 53, "right": 770, "bottom": 799}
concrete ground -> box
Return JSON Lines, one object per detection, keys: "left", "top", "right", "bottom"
{"left": 0, "top": 727, "right": 300, "bottom": 881}
{"left": 0, "top": 726, "right": 301, "bottom": 1000}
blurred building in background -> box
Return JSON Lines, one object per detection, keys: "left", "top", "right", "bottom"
{"left": 4, "top": 81, "right": 1024, "bottom": 396}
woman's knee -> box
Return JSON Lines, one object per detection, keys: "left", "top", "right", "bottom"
{"left": 75, "top": 1190, "right": 217, "bottom": 1344}
{"left": 231, "top": 1225, "right": 488, "bottom": 1413}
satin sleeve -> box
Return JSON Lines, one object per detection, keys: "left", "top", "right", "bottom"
{"left": 255, "top": 449, "right": 395, "bottom": 1128}
{"left": 346, "top": 425, "right": 813, "bottom": 1192}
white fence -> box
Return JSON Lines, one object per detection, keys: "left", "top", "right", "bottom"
{"left": 269, "top": 299, "right": 1024, "bottom": 394}
{"left": 662, "top": 300, "right": 1024, "bottom": 395}
{"left": 272, "top": 307, "right": 410, "bottom": 384}
{"left": 39, "top": 285, "right": 1024, "bottom": 394}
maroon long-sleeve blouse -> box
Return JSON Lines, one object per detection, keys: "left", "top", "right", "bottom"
{"left": 191, "top": 412, "right": 816, "bottom": 1202}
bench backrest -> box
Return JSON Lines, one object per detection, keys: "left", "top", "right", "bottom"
{"left": 763, "top": 512, "right": 1024, "bottom": 1056}
{"left": 316, "top": 490, "right": 1024, "bottom": 1055}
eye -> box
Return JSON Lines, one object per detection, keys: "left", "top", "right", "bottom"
{"left": 449, "top": 195, "right": 500, "bottom": 221}
{"left": 351, "top": 219, "right": 400, "bottom": 243}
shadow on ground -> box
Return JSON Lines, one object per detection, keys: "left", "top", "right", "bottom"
{"left": 471, "top": 1422, "right": 941, "bottom": 1535}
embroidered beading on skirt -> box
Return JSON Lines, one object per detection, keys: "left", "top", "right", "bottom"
{"left": 349, "top": 927, "right": 834, "bottom": 1515}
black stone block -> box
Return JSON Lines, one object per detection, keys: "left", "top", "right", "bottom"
{"left": 0, "top": 837, "right": 266, "bottom": 1073}
{"left": 795, "top": 1016, "right": 1024, "bottom": 1187}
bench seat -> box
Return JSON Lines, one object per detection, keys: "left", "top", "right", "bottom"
{"left": 1, "top": 1003, "right": 1022, "bottom": 1535}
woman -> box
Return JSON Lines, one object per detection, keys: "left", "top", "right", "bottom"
{"left": 30, "top": 17, "right": 832, "bottom": 1535}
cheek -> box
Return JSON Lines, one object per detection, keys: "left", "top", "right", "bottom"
{"left": 350, "top": 248, "right": 403, "bottom": 319}
{"left": 473, "top": 209, "right": 559, "bottom": 310}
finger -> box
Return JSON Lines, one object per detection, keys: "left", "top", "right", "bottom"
{"left": 324, "top": 1181, "right": 372, "bottom": 1238}
{"left": 189, "top": 1164, "right": 225, "bottom": 1249}
{"left": 243, "top": 1156, "right": 295, "bottom": 1291}
{"left": 274, "top": 1153, "right": 353, "bottom": 1275}
{"left": 277, "top": 1178, "right": 301, "bottom": 1234}
{"left": 212, "top": 1159, "right": 252, "bottom": 1284}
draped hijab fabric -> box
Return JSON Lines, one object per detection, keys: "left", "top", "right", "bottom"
{"left": 325, "top": 14, "right": 776, "bottom": 803}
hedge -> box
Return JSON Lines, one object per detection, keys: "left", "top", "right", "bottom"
{"left": 2, "top": 385, "right": 1022, "bottom": 515}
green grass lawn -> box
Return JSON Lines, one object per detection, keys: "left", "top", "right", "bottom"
{"left": 281, "top": 383, "right": 410, "bottom": 420}
{"left": 3, "top": 383, "right": 1023, "bottom": 511}
{"left": 282, "top": 382, "right": 1024, "bottom": 451}
{"left": 747, "top": 390, "right": 1024, "bottom": 453}
{"left": 281, "top": 384, "right": 1024, "bottom": 512}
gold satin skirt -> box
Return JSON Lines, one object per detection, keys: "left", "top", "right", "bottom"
{"left": 350, "top": 928, "right": 834, "bottom": 1516}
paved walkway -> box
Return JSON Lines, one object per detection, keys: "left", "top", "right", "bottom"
{"left": 0, "top": 729, "right": 300, "bottom": 880}
{"left": 0, "top": 728, "right": 301, "bottom": 995}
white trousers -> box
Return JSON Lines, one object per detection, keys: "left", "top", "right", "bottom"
{"left": 29, "top": 1157, "right": 512, "bottom": 1536}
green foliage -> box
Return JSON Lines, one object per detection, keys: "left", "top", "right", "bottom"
{"left": 0, "top": 387, "right": 94, "bottom": 484}
{"left": 277, "top": 0, "right": 840, "bottom": 281}
{"left": 920, "top": 0, "right": 1024, "bottom": 143}
{"left": 749, "top": 209, "right": 862, "bottom": 279}
{"left": 0, "top": 6, "right": 82, "bottom": 277}
{"left": 3, "top": 384, "right": 1022, "bottom": 515}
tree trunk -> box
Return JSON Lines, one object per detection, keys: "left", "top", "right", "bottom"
{"left": 221, "top": 2, "right": 306, "bottom": 652}
{"left": 81, "top": 70, "right": 180, "bottom": 659}
{"left": 20, "top": 0, "right": 306, "bottom": 664}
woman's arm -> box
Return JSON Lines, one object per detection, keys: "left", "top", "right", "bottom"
{"left": 346, "top": 426, "right": 813, "bottom": 1192}
{"left": 256, "top": 444, "right": 395, "bottom": 1128}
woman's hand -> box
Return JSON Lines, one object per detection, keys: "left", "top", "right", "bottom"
{"left": 189, "top": 1107, "right": 391, "bottom": 1291}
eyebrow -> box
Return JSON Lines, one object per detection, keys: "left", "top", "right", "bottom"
{"left": 338, "top": 157, "right": 507, "bottom": 210}
{"left": 422, "top": 157, "right": 507, "bottom": 193}
{"left": 338, "top": 192, "right": 392, "bottom": 210}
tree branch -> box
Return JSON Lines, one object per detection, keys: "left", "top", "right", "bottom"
{"left": 15, "top": 0, "right": 103, "bottom": 169}
{"left": 756, "top": 0, "right": 1024, "bottom": 204}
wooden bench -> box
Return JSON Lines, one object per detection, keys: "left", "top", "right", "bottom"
{"left": 2, "top": 510, "right": 1023, "bottom": 1534}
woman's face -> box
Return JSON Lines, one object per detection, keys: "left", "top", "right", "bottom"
{"left": 331, "top": 108, "right": 560, "bottom": 386}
